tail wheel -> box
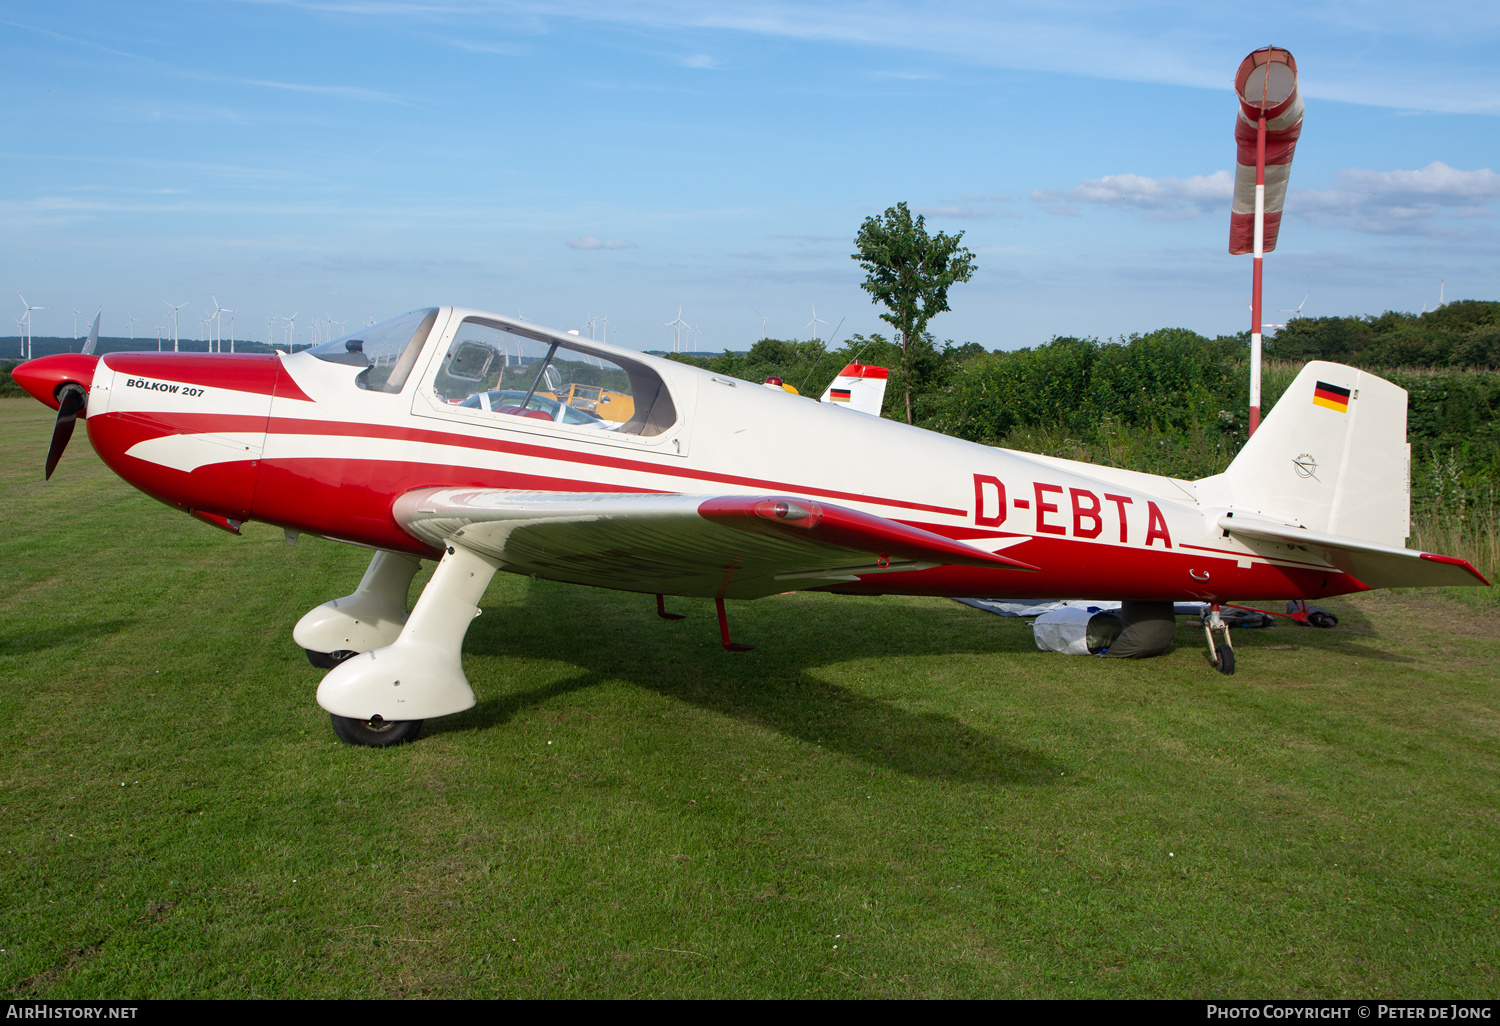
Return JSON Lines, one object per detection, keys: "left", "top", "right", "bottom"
{"left": 1214, "top": 644, "right": 1236, "bottom": 676}
{"left": 330, "top": 714, "right": 423, "bottom": 747}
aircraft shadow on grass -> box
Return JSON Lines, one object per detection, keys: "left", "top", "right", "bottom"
{"left": 1221, "top": 602, "right": 1417, "bottom": 664}
{"left": 0, "top": 618, "right": 135, "bottom": 657}
{"left": 417, "top": 583, "right": 1425, "bottom": 775}
{"left": 419, "top": 588, "right": 1065, "bottom": 787}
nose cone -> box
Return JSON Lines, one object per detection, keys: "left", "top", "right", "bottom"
{"left": 13, "top": 354, "right": 100, "bottom": 410}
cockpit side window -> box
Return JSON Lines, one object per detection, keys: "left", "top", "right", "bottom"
{"left": 308, "top": 308, "right": 438, "bottom": 393}
{"left": 431, "top": 318, "right": 676, "bottom": 437}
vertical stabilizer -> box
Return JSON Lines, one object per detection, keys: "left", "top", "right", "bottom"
{"left": 1196, "top": 361, "right": 1410, "bottom": 546}
{"left": 819, "top": 363, "right": 889, "bottom": 417}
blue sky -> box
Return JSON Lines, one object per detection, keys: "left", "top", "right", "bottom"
{"left": 3, "top": 0, "right": 1498, "bottom": 352}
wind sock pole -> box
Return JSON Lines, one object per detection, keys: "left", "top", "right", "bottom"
{"left": 1230, "top": 46, "right": 1302, "bottom": 437}
{"left": 1250, "top": 112, "right": 1266, "bottom": 435}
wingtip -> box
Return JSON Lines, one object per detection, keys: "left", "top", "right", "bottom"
{"left": 1418, "top": 552, "right": 1492, "bottom": 587}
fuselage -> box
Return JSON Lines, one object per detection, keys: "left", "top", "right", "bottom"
{"left": 23, "top": 307, "right": 1363, "bottom": 604}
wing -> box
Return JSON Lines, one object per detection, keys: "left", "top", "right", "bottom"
{"left": 1217, "top": 514, "right": 1489, "bottom": 590}
{"left": 394, "top": 487, "right": 1037, "bottom": 599}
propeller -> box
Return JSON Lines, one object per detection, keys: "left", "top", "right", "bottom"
{"left": 81, "top": 311, "right": 100, "bottom": 356}
{"left": 45, "top": 384, "right": 86, "bottom": 480}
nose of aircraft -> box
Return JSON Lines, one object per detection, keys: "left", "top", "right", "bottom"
{"left": 12, "top": 353, "right": 100, "bottom": 409}
{"left": 13, "top": 354, "right": 101, "bottom": 479}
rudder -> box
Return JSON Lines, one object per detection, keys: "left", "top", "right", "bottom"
{"left": 1196, "top": 361, "right": 1410, "bottom": 547}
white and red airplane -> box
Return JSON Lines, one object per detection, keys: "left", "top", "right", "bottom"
{"left": 15, "top": 306, "right": 1488, "bottom": 746}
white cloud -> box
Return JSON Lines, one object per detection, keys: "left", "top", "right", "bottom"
{"left": 1031, "top": 171, "right": 1232, "bottom": 219}
{"left": 352, "top": 1, "right": 1500, "bottom": 115}
{"left": 1293, "top": 162, "right": 1500, "bottom": 235}
{"left": 682, "top": 53, "right": 720, "bottom": 69}
{"left": 443, "top": 37, "right": 530, "bottom": 55}
{"left": 914, "top": 194, "right": 1019, "bottom": 220}
{"left": 243, "top": 2, "right": 1500, "bottom": 114}
{"left": 565, "top": 235, "right": 638, "bottom": 250}
{"left": 1029, "top": 162, "right": 1500, "bottom": 236}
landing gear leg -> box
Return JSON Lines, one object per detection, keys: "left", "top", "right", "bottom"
{"left": 656, "top": 593, "right": 686, "bottom": 620}
{"left": 316, "top": 544, "right": 502, "bottom": 744}
{"left": 1202, "top": 604, "right": 1235, "bottom": 675}
{"left": 295, "top": 549, "right": 423, "bottom": 666}
{"left": 715, "top": 597, "right": 755, "bottom": 652}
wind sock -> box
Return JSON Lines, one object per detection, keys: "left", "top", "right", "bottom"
{"left": 1229, "top": 47, "right": 1303, "bottom": 255}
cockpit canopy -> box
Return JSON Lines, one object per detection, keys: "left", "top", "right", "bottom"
{"left": 309, "top": 308, "right": 677, "bottom": 438}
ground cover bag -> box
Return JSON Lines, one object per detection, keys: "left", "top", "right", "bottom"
{"left": 1101, "top": 601, "right": 1178, "bottom": 658}
{"left": 1032, "top": 607, "right": 1124, "bottom": 655}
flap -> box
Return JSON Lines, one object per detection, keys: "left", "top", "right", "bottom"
{"left": 394, "top": 488, "right": 1036, "bottom": 600}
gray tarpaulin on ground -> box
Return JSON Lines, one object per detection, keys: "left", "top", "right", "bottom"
{"left": 952, "top": 598, "right": 1225, "bottom": 659}
{"left": 952, "top": 598, "right": 1207, "bottom": 618}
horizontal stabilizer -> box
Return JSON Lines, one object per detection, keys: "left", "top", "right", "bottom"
{"left": 1217, "top": 515, "right": 1489, "bottom": 590}
{"left": 394, "top": 488, "right": 1035, "bottom": 600}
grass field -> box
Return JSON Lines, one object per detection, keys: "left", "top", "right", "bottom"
{"left": 1, "top": 401, "right": 1496, "bottom": 999}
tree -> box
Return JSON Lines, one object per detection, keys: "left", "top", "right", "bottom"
{"left": 852, "top": 202, "right": 977, "bottom": 423}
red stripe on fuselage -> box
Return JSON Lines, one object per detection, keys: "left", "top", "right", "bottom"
{"left": 86, "top": 411, "right": 261, "bottom": 519}
{"left": 818, "top": 533, "right": 1366, "bottom": 604}
{"left": 93, "top": 408, "right": 1358, "bottom": 603}
{"left": 258, "top": 415, "right": 968, "bottom": 518}
{"left": 251, "top": 457, "right": 668, "bottom": 557}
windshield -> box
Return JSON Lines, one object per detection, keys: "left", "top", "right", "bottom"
{"left": 308, "top": 308, "right": 438, "bottom": 393}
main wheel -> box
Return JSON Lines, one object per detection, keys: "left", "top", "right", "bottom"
{"left": 330, "top": 713, "right": 423, "bottom": 747}
{"left": 1214, "top": 643, "right": 1236, "bottom": 676}
{"left": 305, "top": 648, "right": 358, "bottom": 670}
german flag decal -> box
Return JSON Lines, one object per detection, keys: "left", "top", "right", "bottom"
{"left": 1313, "top": 381, "right": 1351, "bottom": 413}
{"left": 829, "top": 388, "right": 852, "bottom": 403}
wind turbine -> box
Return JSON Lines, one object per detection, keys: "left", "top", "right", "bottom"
{"left": 1424, "top": 278, "right": 1445, "bottom": 314}
{"left": 751, "top": 306, "right": 769, "bottom": 341}
{"left": 17, "top": 292, "right": 48, "bottom": 360}
{"left": 804, "top": 302, "right": 829, "bottom": 343}
{"left": 165, "top": 301, "right": 187, "bottom": 352}
{"left": 209, "top": 294, "right": 226, "bottom": 352}
{"left": 1277, "top": 292, "right": 1310, "bottom": 319}
{"left": 283, "top": 311, "right": 300, "bottom": 351}
{"left": 153, "top": 323, "right": 164, "bottom": 352}
{"left": 663, "top": 305, "right": 688, "bottom": 353}
{"left": 72, "top": 308, "right": 83, "bottom": 340}
{"left": 219, "top": 306, "right": 235, "bottom": 353}
{"left": 126, "top": 313, "right": 135, "bottom": 341}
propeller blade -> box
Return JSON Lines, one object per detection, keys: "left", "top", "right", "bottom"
{"left": 44, "top": 385, "right": 86, "bottom": 480}
{"left": 81, "top": 312, "right": 101, "bottom": 356}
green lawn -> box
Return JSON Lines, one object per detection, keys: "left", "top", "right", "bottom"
{"left": 1, "top": 401, "right": 1496, "bottom": 998}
